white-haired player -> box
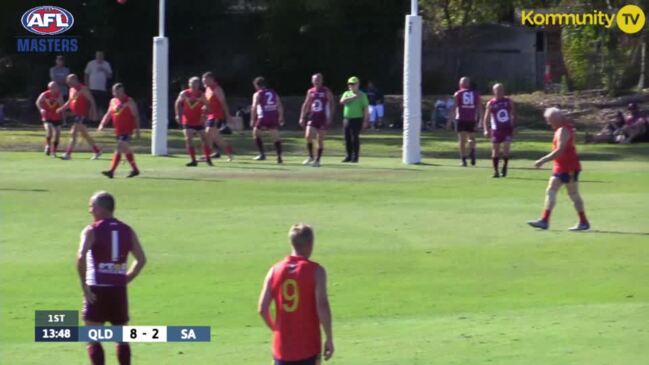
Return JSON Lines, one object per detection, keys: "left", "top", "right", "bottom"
{"left": 528, "top": 107, "right": 590, "bottom": 231}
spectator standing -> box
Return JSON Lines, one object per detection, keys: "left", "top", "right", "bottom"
{"left": 339, "top": 76, "right": 369, "bottom": 163}
{"left": 85, "top": 51, "right": 113, "bottom": 115}
{"left": 366, "top": 81, "right": 384, "bottom": 129}
{"left": 50, "top": 55, "right": 70, "bottom": 100}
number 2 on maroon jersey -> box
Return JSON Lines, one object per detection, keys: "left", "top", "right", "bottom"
{"left": 265, "top": 91, "right": 275, "bottom": 105}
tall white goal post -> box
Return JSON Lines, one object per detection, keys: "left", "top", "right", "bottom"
{"left": 151, "top": 0, "right": 169, "bottom": 156}
{"left": 402, "top": 0, "right": 423, "bottom": 164}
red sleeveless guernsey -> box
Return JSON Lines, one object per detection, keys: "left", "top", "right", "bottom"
{"left": 69, "top": 84, "right": 90, "bottom": 117}
{"left": 110, "top": 96, "right": 136, "bottom": 136}
{"left": 181, "top": 89, "right": 204, "bottom": 126}
{"left": 41, "top": 90, "right": 62, "bottom": 121}
{"left": 271, "top": 256, "right": 321, "bottom": 361}
{"left": 205, "top": 84, "right": 225, "bottom": 121}
{"left": 553, "top": 123, "right": 581, "bottom": 173}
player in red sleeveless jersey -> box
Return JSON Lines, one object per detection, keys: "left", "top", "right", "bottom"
{"left": 98, "top": 83, "right": 141, "bottom": 179}
{"left": 258, "top": 224, "right": 334, "bottom": 365}
{"left": 174, "top": 77, "right": 213, "bottom": 166}
{"left": 251, "top": 76, "right": 285, "bottom": 164}
{"left": 202, "top": 72, "right": 235, "bottom": 162}
{"left": 77, "top": 191, "right": 147, "bottom": 365}
{"left": 56, "top": 74, "right": 102, "bottom": 160}
{"left": 449, "top": 76, "right": 482, "bottom": 166}
{"left": 35, "top": 82, "right": 64, "bottom": 157}
{"left": 528, "top": 107, "right": 590, "bottom": 231}
{"left": 483, "top": 83, "right": 515, "bottom": 178}
{"left": 299, "top": 73, "right": 334, "bottom": 167}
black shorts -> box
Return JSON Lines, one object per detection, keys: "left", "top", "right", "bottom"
{"left": 116, "top": 134, "right": 131, "bottom": 142}
{"left": 206, "top": 119, "right": 223, "bottom": 128}
{"left": 553, "top": 170, "right": 580, "bottom": 183}
{"left": 82, "top": 286, "right": 129, "bottom": 324}
{"left": 44, "top": 120, "right": 63, "bottom": 128}
{"left": 275, "top": 355, "right": 320, "bottom": 365}
{"left": 456, "top": 120, "right": 476, "bottom": 133}
{"left": 183, "top": 125, "right": 205, "bottom": 132}
{"left": 71, "top": 115, "right": 91, "bottom": 125}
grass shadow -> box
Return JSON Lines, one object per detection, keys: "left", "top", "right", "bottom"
{"left": 138, "top": 176, "right": 223, "bottom": 183}
{"left": 0, "top": 188, "right": 48, "bottom": 192}
{"left": 586, "top": 230, "right": 649, "bottom": 236}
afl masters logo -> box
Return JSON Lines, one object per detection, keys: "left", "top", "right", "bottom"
{"left": 21, "top": 6, "right": 74, "bottom": 35}
{"left": 17, "top": 6, "right": 78, "bottom": 53}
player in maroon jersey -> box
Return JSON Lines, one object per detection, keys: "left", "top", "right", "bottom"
{"left": 448, "top": 76, "right": 482, "bottom": 166}
{"left": 258, "top": 224, "right": 334, "bottom": 365}
{"left": 528, "top": 107, "right": 590, "bottom": 231}
{"left": 483, "top": 83, "right": 515, "bottom": 178}
{"left": 299, "top": 73, "right": 335, "bottom": 167}
{"left": 251, "top": 76, "right": 285, "bottom": 164}
{"left": 77, "top": 191, "right": 147, "bottom": 365}
{"left": 35, "top": 82, "right": 64, "bottom": 157}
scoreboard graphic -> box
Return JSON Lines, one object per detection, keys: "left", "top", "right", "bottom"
{"left": 35, "top": 311, "right": 211, "bottom": 343}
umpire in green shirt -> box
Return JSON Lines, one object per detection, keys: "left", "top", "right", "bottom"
{"left": 339, "top": 76, "right": 369, "bottom": 162}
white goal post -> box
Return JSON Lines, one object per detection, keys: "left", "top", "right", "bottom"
{"left": 151, "top": 0, "right": 169, "bottom": 156}
{"left": 402, "top": 1, "right": 423, "bottom": 164}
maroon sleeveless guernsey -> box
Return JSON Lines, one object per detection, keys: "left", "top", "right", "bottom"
{"left": 85, "top": 218, "right": 134, "bottom": 287}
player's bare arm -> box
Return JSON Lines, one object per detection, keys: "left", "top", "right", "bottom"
{"left": 174, "top": 91, "right": 185, "bottom": 123}
{"left": 57, "top": 94, "right": 64, "bottom": 110}
{"left": 215, "top": 86, "right": 232, "bottom": 123}
{"left": 200, "top": 94, "right": 210, "bottom": 109}
{"left": 250, "top": 93, "right": 260, "bottom": 127}
{"left": 76, "top": 226, "right": 97, "bottom": 304}
{"left": 510, "top": 101, "right": 516, "bottom": 131}
{"left": 97, "top": 109, "right": 111, "bottom": 132}
{"left": 83, "top": 88, "right": 99, "bottom": 121}
{"left": 300, "top": 91, "right": 312, "bottom": 127}
{"left": 277, "top": 96, "right": 285, "bottom": 126}
{"left": 257, "top": 267, "right": 275, "bottom": 330}
{"left": 129, "top": 99, "right": 141, "bottom": 138}
{"left": 536, "top": 126, "right": 568, "bottom": 168}
{"left": 126, "top": 230, "right": 146, "bottom": 283}
{"left": 35, "top": 93, "right": 46, "bottom": 116}
{"left": 315, "top": 266, "right": 334, "bottom": 361}
{"left": 482, "top": 101, "right": 491, "bottom": 136}
{"left": 56, "top": 98, "right": 71, "bottom": 114}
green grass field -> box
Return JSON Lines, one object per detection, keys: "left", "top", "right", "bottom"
{"left": 1, "top": 129, "right": 648, "bottom": 364}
